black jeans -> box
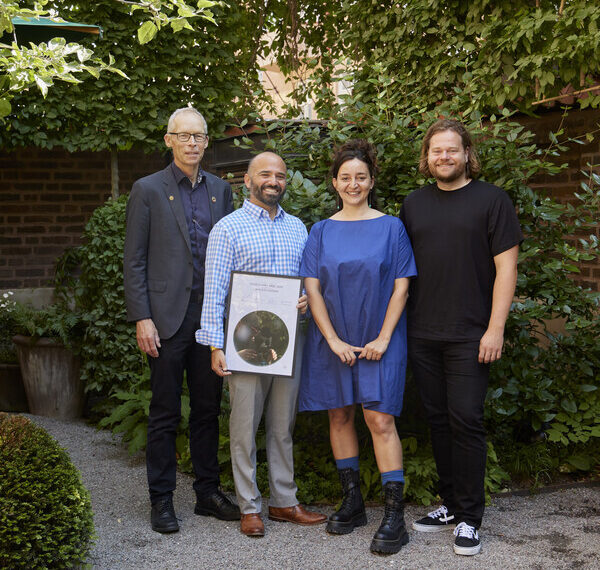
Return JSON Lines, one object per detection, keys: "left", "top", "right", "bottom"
{"left": 146, "top": 301, "right": 223, "bottom": 503}
{"left": 408, "top": 337, "right": 489, "bottom": 528}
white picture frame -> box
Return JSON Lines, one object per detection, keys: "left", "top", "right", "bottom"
{"left": 224, "top": 271, "right": 302, "bottom": 377}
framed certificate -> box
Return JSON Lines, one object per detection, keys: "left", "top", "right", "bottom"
{"left": 224, "top": 271, "right": 302, "bottom": 377}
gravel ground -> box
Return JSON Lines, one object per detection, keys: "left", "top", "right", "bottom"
{"left": 30, "top": 415, "right": 599, "bottom": 570}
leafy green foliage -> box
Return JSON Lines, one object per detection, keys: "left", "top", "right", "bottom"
{"left": 0, "top": 0, "right": 126, "bottom": 119}
{"left": 2, "top": 0, "right": 267, "bottom": 151}
{"left": 0, "top": 413, "right": 94, "bottom": 569}
{"left": 484, "top": 442, "right": 511, "bottom": 501}
{"left": 98, "top": 379, "right": 152, "bottom": 455}
{"left": 290, "top": 1, "right": 600, "bottom": 116}
{"left": 282, "top": 170, "right": 336, "bottom": 230}
{"left": 291, "top": 412, "right": 341, "bottom": 504}
{"left": 98, "top": 368, "right": 192, "bottom": 464}
{"left": 58, "top": 195, "right": 146, "bottom": 397}
{"left": 502, "top": 440, "right": 555, "bottom": 489}
{"left": 127, "top": 0, "right": 217, "bottom": 44}
{"left": 546, "top": 389, "right": 600, "bottom": 446}
{"left": 9, "top": 301, "right": 81, "bottom": 348}
{"left": 0, "top": 0, "right": 220, "bottom": 119}
{"left": 248, "top": 0, "right": 340, "bottom": 116}
{"left": 402, "top": 437, "right": 438, "bottom": 506}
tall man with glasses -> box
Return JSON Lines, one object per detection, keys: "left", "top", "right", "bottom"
{"left": 124, "top": 106, "right": 238, "bottom": 533}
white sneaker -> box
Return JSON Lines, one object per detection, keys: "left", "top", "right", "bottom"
{"left": 453, "top": 521, "right": 481, "bottom": 555}
{"left": 412, "top": 505, "right": 456, "bottom": 532}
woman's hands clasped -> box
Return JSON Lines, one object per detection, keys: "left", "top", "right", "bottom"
{"left": 328, "top": 335, "right": 390, "bottom": 365}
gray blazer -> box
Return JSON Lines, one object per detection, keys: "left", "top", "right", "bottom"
{"left": 123, "top": 164, "right": 234, "bottom": 339}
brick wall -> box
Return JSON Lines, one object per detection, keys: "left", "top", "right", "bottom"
{"left": 519, "top": 108, "right": 600, "bottom": 291}
{"left": 0, "top": 147, "right": 165, "bottom": 288}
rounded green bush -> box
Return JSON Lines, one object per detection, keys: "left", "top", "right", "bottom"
{"left": 0, "top": 414, "right": 94, "bottom": 569}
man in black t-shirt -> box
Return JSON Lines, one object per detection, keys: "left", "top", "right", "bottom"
{"left": 399, "top": 119, "right": 522, "bottom": 556}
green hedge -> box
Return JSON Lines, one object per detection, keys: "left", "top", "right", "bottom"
{"left": 0, "top": 414, "right": 94, "bottom": 569}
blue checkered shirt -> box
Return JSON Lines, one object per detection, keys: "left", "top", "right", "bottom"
{"left": 195, "top": 199, "right": 308, "bottom": 348}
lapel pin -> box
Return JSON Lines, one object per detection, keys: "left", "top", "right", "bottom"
{"left": 169, "top": 195, "right": 174, "bottom": 201}
{"left": 212, "top": 196, "right": 216, "bottom": 203}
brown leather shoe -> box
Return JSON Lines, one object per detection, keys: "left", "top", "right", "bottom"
{"left": 240, "top": 513, "right": 264, "bottom": 537}
{"left": 268, "top": 504, "right": 327, "bottom": 526}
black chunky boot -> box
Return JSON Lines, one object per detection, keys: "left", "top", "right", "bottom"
{"left": 326, "top": 468, "right": 367, "bottom": 534}
{"left": 370, "top": 481, "right": 409, "bottom": 554}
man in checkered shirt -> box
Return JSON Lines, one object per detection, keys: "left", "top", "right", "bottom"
{"left": 196, "top": 152, "right": 327, "bottom": 537}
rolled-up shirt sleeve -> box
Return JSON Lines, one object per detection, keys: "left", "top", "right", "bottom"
{"left": 195, "top": 223, "right": 234, "bottom": 348}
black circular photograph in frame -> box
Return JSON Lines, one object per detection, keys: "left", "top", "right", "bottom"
{"left": 233, "top": 310, "right": 290, "bottom": 366}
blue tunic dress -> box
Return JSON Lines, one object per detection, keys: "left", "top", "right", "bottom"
{"left": 299, "top": 215, "right": 417, "bottom": 416}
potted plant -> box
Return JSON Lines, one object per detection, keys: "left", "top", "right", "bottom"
{"left": 11, "top": 300, "right": 85, "bottom": 420}
{"left": 0, "top": 292, "right": 29, "bottom": 412}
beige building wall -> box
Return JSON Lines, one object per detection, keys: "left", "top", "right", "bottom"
{"left": 258, "top": 53, "right": 352, "bottom": 119}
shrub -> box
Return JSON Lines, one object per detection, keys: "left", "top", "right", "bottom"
{"left": 56, "top": 195, "right": 147, "bottom": 403}
{"left": 0, "top": 413, "right": 94, "bottom": 569}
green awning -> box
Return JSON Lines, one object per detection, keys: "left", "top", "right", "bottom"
{"left": 7, "top": 16, "right": 102, "bottom": 44}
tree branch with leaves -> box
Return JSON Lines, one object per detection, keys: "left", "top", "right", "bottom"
{"left": 115, "top": 0, "right": 216, "bottom": 44}
{"left": 0, "top": 0, "right": 217, "bottom": 119}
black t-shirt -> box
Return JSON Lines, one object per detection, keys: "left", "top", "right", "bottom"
{"left": 399, "top": 179, "right": 523, "bottom": 341}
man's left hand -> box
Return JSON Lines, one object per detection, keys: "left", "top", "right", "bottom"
{"left": 479, "top": 328, "right": 504, "bottom": 363}
{"left": 211, "top": 349, "right": 231, "bottom": 377}
{"left": 296, "top": 294, "right": 308, "bottom": 315}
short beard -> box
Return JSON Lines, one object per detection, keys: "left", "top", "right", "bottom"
{"left": 432, "top": 164, "right": 466, "bottom": 184}
{"left": 435, "top": 172, "right": 462, "bottom": 183}
{"left": 252, "top": 183, "right": 285, "bottom": 206}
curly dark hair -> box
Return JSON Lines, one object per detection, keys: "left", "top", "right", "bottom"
{"left": 331, "top": 139, "right": 379, "bottom": 208}
{"left": 418, "top": 119, "right": 481, "bottom": 179}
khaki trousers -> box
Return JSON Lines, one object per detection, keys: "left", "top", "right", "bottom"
{"left": 227, "top": 342, "right": 302, "bottom": 514}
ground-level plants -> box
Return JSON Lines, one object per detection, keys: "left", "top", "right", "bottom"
{"left": 9, "top": 300, "right": 84, "bottom": 419}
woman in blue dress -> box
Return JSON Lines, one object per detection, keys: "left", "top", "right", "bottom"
{"left": 300, "top": 139, "right": 417, "bottom": 555}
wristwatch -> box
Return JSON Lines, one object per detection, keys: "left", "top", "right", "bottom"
{"left": 209, "top": 346, "right": 221, "bottom": 352}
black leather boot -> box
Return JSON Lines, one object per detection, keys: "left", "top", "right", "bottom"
{"left": 326, "top": 467, "right": 367, "bottom": 534}
{"left": 151, "top": 496, "right": 179, "bottom": 533}
{"left": 370, "top": 481, "right": 409, "bottom": 554}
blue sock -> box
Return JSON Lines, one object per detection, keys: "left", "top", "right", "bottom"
{"left": 381, "top": 469, "right": 404, "bottom": 486}
{"left": 335, "top": 456, "right": 359, "bottom": 472}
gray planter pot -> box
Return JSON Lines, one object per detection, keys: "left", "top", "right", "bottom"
{"left": 0, "top": 362, "right": 29, "bottom": 412}
{"left": 12, "top": 335, "right": 84, "bottom": 420}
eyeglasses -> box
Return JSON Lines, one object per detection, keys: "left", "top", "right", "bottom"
{"left": 168, "top": 132, "right": 208, "bottom": 142}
